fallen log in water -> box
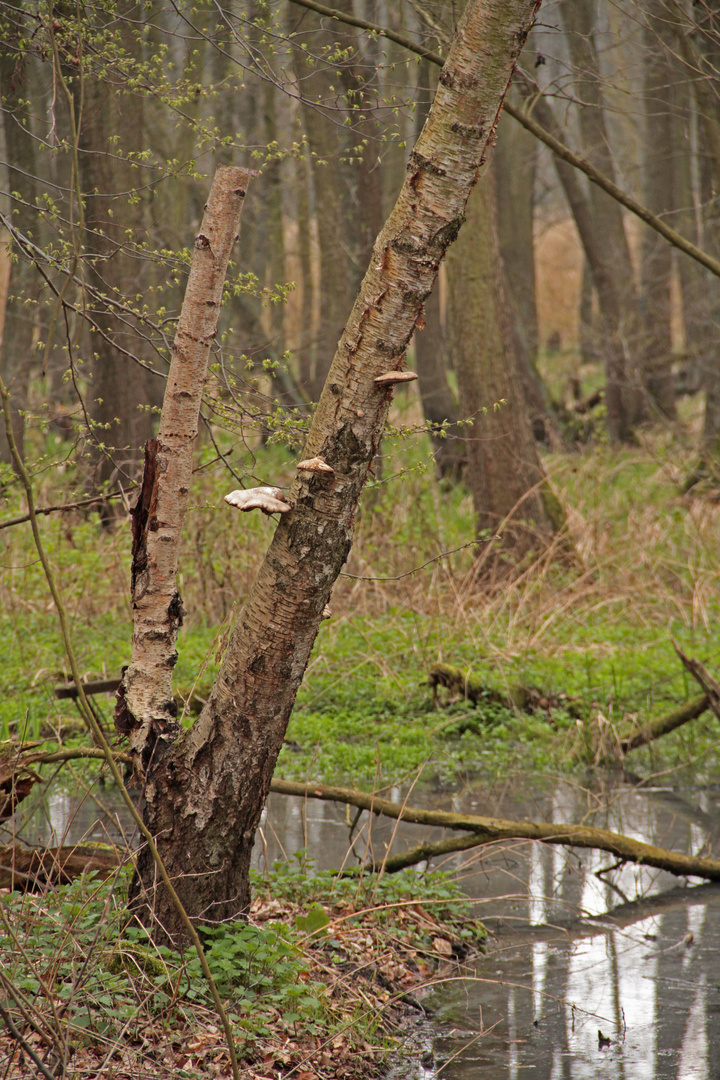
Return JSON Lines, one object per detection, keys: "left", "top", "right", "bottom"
{"left": 619, "top": 694, "right": 709, "bottom": 753}
{"left": 4, "top": 747, "right": 720, "bottom": 884}
{"left": 0, "top": 843, "right": 125, "bottom": 890}
{"left": 269, "top": 778, "right": 720, "bottom": 882}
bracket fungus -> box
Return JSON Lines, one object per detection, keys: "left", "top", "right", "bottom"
{"left": 296, "top": 456, "right": 334, "bottom": 475}
{"left": 374, "top": 370, "right": 418, "bottom": 386}
{"left": 224, "top": 487, "right": 291, "bottom": 515}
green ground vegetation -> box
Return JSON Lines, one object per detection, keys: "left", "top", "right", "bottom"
{"left": 1, "top": 394, "right": 718, "bottom": 787}
{"left": 0, "top": 855, "right": 484, "bottom": 1077}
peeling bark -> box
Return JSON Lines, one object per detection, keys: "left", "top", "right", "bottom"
{"left": 115, "top": 167, "right": 251, "bottom": 767}
{"left": 130, "top": 0, "right": 542, "bottom": 942}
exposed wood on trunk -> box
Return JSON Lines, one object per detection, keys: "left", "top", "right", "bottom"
{"left": 115, "top": 167, "right": 251, "bottom": 768}
{"left": 131, "top": 0, "right": 543, "bottom": 942}
{"left": 270, "top": 779, "right": 720, "bottom": 883}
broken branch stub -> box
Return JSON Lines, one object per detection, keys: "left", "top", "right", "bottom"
{"left": 224, "top": 487, "right": 291, "bottom": 515}
{"left": 115, "top": 166, "right": 252, "bottom": 768}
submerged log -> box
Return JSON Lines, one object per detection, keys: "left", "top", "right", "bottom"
{"left": 269, "top": 778, "right": 720, "bottom": 883}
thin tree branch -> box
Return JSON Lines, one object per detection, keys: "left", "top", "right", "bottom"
{"left": 286, "top": 0, "right": 720, "bottom": 280}
{"left": 673, "top": 644, "right": 720, "bottom": 720}
{"left": 0, "top": 489, "right": 135, "bottom": 533}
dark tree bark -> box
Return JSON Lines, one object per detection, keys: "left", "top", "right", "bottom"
{"left": 76, "top": 14, "right": 156, "bottom": 493}
{"left": 126, "top": 0, "right": 543, "bottom": 943}
{"left": 558, "top": 0, "right": 645, "bottom": 439}
{"left": 296, "top": 18, "right": 353, "bottom": 402}
{"left": 447, "top": 166, "right": 561, "bottom": 557}
{"left": 412, "top": 57, "right": 463, "bottom": 478}
{"left": 641, "top": 2, "right": 677, "bottom": 419}
{"left": 495, "top": 86, "right": 538, "bottom": 365}
{"left": 0, "top": 2, "right": 40, "bottom": 468}
{"left": 523, "top": 85, "right": 639, "bottom": 442}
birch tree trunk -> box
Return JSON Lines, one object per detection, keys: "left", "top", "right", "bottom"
{"left": 115, "top": 168, "right": 252, "bottom": 764}
{"left": 129, "top": 0, "right": 542, "bottom": 942}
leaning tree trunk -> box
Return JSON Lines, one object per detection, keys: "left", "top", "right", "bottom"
{"left": 446, "top": 166, "right": 560, "bottom": 558}
{"left": 126, "top": 0, "right": 542, "bottom": 943}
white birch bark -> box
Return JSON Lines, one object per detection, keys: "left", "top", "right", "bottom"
{"left": 116, "top": 167, "right": 252, "bottom": 763}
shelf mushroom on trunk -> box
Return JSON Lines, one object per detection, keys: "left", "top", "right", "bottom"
{"left": 224, "top": 487, "right": 291, "bottom": 515}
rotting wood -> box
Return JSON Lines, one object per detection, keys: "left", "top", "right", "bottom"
{"left": 114, "top": 166, "right": 252, "bottom": 770}
{"left": 429, "top": 662, "right": 506, "bottom": 707}
{"left": 0, "top": 844, "right": 124, "bottom": 891}
{"left": 269, "top": 779, "right": 720, "bottom": 883}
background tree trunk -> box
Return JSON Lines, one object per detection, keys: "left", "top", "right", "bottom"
{"left": 77, "top": 25, "right": 156, "bottom": 494}
{"left": 128, "top": 0, "right": 543, "bottom": 943}
{"left": 447, "top": 166, "right": 560, "bottom": 557}
{"left": 641, "top": 2, "right": 677, "bottom": 419}
{"left": 559, "top": 0, "right": 645, "bottom": 439}
{"left": 298, "top": 21, "right": 353, "bottom": 402}
{"left": 0, "top": 4, "right": 39, "bottom": 468}
{"left": 412, "top": 57, "right": 463, "bottom": 478}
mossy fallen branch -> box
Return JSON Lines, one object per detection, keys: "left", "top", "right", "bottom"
{"left": 269, "top": 778, "right": 720, "bottom": 883}
{"left": 428, "top": 662, "right": 505, "bottom": 706}
{"left": 0, "top": 843, "right": 124, "bottom": 890}
{"left": 619, "top": 694, "right": 709, "bottom": 754}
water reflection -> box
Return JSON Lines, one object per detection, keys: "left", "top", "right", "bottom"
{"left": 420, "top": 778, "right": 720, "bottom": 1080}
{"left": 5, "top": 770, "right": 720, "bottom": 1078}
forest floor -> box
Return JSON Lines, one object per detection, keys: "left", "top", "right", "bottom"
{"left": 0, "top": 858, "right": 486, "bottom": 1079}
{"left": 1, "top": 385, "right": 719, "bottom": 1074}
